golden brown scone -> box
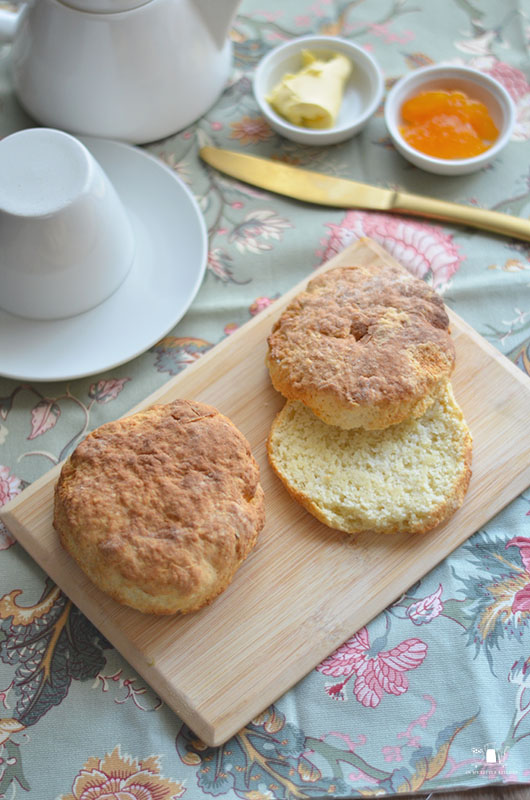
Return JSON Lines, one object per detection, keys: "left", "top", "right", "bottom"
{"left": 267, "top": 263, "right": 455, "bottom": 430}
{"left": 267, "top": 381, "right": 472, "bottom": 535}
{"left": 54, "top": 399, "right": 265, "bottom": 615}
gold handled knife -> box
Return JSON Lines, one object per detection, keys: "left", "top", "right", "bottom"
{"left": 200, "top": 146, "right": 530, "bottom": 242}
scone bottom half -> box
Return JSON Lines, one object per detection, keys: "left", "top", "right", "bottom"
{"left": 266, "top": 263, "right": 456, "bottom": 431}
{"left": 53, "top": 399, "right": 265, "bottom": 615}
{"left": 267, "top": 381, "right": 472, "bottom": 536}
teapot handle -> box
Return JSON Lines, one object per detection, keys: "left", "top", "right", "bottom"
{"left": 0, "top": 8, "right": 22, "bottom": 43}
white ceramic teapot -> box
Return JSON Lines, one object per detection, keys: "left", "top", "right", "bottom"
{"left": 0, "top": 0, "right": 241, "bottom": 143}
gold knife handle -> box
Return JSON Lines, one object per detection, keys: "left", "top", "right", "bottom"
{"left": 394, "top": 192, "right": 530, "bottom": 241}
{"left": 200, "top": 146, "right": 530, "bottom": 242}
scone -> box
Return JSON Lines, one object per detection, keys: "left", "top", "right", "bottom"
{"left": 267, "top": 263, "right": 455, "bottom": 430}
{"left": 54, "top": 399, "right": 265, "bottom": 615}
{"left": 267, "top": 381, "right": 472, "bottom": 535}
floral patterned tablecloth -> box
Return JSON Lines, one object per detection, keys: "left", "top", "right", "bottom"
{"left": 1, "top": 0, "right": 530, "bottom": 797}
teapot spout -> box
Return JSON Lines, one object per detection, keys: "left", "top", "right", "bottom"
{"left": 193, "top": 0, "right": 241, "bottom": 50}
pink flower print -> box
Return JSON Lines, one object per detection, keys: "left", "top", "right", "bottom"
{"left": 88, "top": 378, "right": 130, "bottom": 404}
{"left": 250, "top": 10, "right": 284, "bottom": 22}
{"left": 0, "top": 466, "right": 21, "bottom": 508}
{"left": 324, "top": 731, "right": 366, "bottom": 752}
{"left": 317, "top": 626, "right": 427, "bottom": 707}
{"left": 28, "top": 399, "right": 60, "bottom": 440}
{"left": 478, "top": 59, "right": 530, "bottom": 103}
{"left": 250, "top": 296, "right": 274, "bottom": 316}
{"left": 308, "top": 0, "right": 325, "bottom": 16}
{"left": 354, "top": 640, "right": 428, "bottom": 707}
{"left": 382, "top": 745, "right": 402, "bottom": 763}
{"left": 369, "top": 22, "right": 414, "bottom": 45}
{"left": 406, "top": 584, "right": 444, "bottom": 625}
{"left": 320, "top": 211, "right": 464, "bottom": 290}
{"left": 348, "top": 769, "right": 379, "bottom": 785}
{"left": 450, "top": 56, "right": 530, "bottom": 101}
{"left": 318, "top": 626, "right": 368, "bottom": 678}
{"left": 230, "top": 115, "right": 274, "bottom": 145}
{"left": 506, "top": 537, "right": 530, "bottom": 612}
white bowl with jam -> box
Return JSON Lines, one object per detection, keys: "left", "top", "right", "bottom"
{"left": 384, "top": 64, "right": 515, "bottom": 175}
{"left": 254, "top": 35, "right": 384, "bottom": 146}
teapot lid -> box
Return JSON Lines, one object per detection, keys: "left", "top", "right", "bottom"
{"left": 59, "top": 0, "right": 153, "bottom": 12}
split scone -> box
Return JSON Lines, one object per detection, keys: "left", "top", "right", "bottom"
{"left": 54, "top": 399, "right": 265, "bottom": 615}
{"left": 267, "top": 381, "right": 472, "bottom": 535}
{"left": 267, "top": 263, "right": 455, "bottom": 430}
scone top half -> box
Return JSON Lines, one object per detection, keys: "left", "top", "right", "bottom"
{"left": 267, "top": 263, "right": 455, "bottom": 430}
{"left": 53, "top": 399, "right": 265, "bottom": 615}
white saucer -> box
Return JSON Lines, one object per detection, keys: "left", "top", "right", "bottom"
{"left": 0, "top": 136, "right": 208, "bottom": 382}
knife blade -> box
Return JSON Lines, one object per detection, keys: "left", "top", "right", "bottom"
{"left": 200, "top": 146, "right": 530, "bottom": 242}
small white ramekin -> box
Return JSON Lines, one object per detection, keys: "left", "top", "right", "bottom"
{"left": 384, "top": 64, "right": 515, "bottom": 176}
{"left": 254, "top": 35, "right": 384, "bottom": 146}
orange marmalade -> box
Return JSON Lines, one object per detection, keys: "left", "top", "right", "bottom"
{"left": 399, "top": 89, "right": 499, "bottom": 159}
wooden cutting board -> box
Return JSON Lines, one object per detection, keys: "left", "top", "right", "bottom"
{"left": 3, "top": 238, "right": 530, "bottom": 746}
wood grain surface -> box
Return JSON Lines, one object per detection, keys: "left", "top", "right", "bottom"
{"left": 2, "top": 238, "right": 530, "bottom": 747}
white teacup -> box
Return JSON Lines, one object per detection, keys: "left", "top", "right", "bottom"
{"left": 0, "top": 127, "right": 135, "bottom": 320}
